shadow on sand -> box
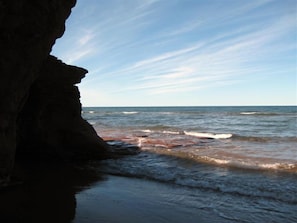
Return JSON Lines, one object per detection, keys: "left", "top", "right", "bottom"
{"left": 0, "top": 161, "right": 105, "bottom": 223}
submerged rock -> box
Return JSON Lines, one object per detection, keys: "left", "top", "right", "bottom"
{"left": 106, "top": 140, "right": 141, "bottom": 156}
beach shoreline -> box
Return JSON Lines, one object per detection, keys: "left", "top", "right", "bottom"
{"left": 73, "top": 174, "right": 225, "bottom": 223}
{"left": 0, "top": 163, "right": 224, "bottom": 223}
{"left": 1, "top": 158, "right": 296, "bottom": 223}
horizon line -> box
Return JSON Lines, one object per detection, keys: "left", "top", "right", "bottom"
{"left": 82, "top": 104, "right": 297, "bottom": 108}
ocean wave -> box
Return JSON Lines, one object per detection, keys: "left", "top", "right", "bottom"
{"left": 162, "top": 130, "right": 181, "bottom": 135}
{"left": 139, "top": 129, "right": 181, "bottom": 136}
{"left": 98, "top": 152, "right": 297, "bottom": 204}
{"left": 200, "top": 156, "right": 297, "bottom": 172}
{"left": 184, "top": 131, "right": 232, "bottom": 139}
{"left": 141, "top": 129, "right": 233, "bottom": 139}
{"left": 233, "top": 135, "right": 297, "bottom": 143}
{"left": 139, "top": 124, "right": 176, "bottom": 132}
{"left": 158, "top": 112, "right": 175, "bottom": 115}
{"left": 240, "top": 112, "right": 258, "bottom": 115}
{"left": 240, "top": 112, "right": 279, "bottom": 116}
{"left": 140, "top": 129, "right": 233, "bottom": 139}
{"left": 87, "top": 120, "right": 97, "bottom": 125}
{"left": 145, "top": 148, "right": 297, "bottom": 173}
{"left": 122, "top": 111, "right": 139, "bottom": 115}
{"left": 232, "top": 135, "right": 270, "bottom": 142}
{"left": 141, "top": 129, "right": 153, "bottom": 133}
{"left": 82, "top": 110, "right": 99, "bottom": 114}
{"left": 87, "top": 110, "right": 95, "bottom": 114}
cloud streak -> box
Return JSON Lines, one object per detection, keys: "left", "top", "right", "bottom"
{"left": 52, "top": 0, "right": 297, "bottom": 106}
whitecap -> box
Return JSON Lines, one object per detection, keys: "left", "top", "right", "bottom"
{"left": 141, "top": 129, "right": 153, "bottom": 133}
{"left": 184, "top": 131, "right": 232, "bottom": 139}
{"left": 240, "top": 111, "right": 278, "bottom": 116}
{"left": 259, "top": 163, "right": 297, "bottom": 170}
{"left": 240, "top": 112, "right": 257, "bottom": 115}
{"left": 201, "top": 156, "right": 297, "bottom": 172}
{"left": 162, "top": 130, "right": 180, "bottom": 135}
{"left": 122, "top": 111, "right": 138, "bottom": 115}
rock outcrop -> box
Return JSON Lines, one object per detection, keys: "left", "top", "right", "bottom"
{"left": 0, "top": 0, "right": 108, "bottom": 187}
{"left": 17, "top": 56, "right": 109, "bottom": 161}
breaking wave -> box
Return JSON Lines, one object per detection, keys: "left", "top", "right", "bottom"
{"left": 99, "top": 151, "right": 297, "bottom": 205}
{"left": 240, "top": 112, "right": 279, "bottom": 116}
{"left": 184, "top": 131, "right": 233, "bottom": 139}
{"left": 140, "top": 129, "right": 232, "bottom": 139}
{"left": 122, "top": 111, "right": 139, "bottom": 115}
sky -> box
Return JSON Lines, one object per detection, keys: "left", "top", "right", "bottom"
{"left": 52, "top": 0, "right": 297, "bottom": 107}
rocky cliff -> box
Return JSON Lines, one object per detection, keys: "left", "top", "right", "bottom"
{"left": 17, "top": 56, "right": 108, "bottom": 160}
{"left": 0, "top": 0, "right": 108, "bottom": 187}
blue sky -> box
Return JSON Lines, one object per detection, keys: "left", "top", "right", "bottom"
{"left": 52, "top": 0, "right": 297, "bottom": 106}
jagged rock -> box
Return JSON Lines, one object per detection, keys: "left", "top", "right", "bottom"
{"left": 0, "top": 0, "right": 108, "bottom": 187}
{"left": 17, "top": 56, "right": 109, "bottom": 161}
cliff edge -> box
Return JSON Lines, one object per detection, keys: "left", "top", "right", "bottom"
{"left": 0, "top": 0, "right": 108, "bottom": 187}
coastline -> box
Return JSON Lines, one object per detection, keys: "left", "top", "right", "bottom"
{"left": 1, "top": 160, "right": 296, "bottom": 223}
{"left": 73, "top": 174, "right": 224, "bottom": 223}
{"left": 0, "top": 163, "right": 223, "bottom": 223}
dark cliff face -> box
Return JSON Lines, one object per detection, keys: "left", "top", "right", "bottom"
{"left": 17, "top": 56, "right": 108, "bottom": 160}
{"left": 0, "top": 0, "right": 108, "bottom": 186}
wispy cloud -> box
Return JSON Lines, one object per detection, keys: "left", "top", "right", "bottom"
{"left": 130, "top": 43, "right": 204, "bottom": 69}
{"left": 64, "top": 48, "right": 94, "bottom": 64}
{"left": 53, "top": 0, "right": 297, "bottom": 105}
{"left": 163, "top": 20, "right": 203, "bottom": 37}
{"left": 78, "top": 31, "right": 95, "bottom": 46}
{"left": 105, "top": 9, "right": 295, "bottom": 95}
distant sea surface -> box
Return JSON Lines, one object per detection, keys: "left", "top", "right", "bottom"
{"left": 82, "top": 106, "right": 297, "bottom": 222}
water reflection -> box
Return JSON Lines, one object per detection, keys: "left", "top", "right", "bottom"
{"left": 0, "top": 162, "right": 104, "bottom": 223}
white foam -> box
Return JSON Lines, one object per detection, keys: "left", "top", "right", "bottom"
{"left": 240, "top": 112, "right": 277, "bottom": 116}
{"left": 162, "top": 131, "right": 180, "bottom": 135}
{"left": 259, "top": 163, "right": 282, "bottom": 169}
{"left": 204, "top": 157, "right": 258, "bottom": 170}
{"left": 202, "top": 156, "right": 297, "bottom": 171}
{"left": 184, "top": 131, "right": 232, "bottom": 139}
{"left": 240, "top": 112, "right": 257, "bottom": 115}
{"left": 137, "top": 138, "right": 146, "bottom": 147}
{"left": 159, "top": 112, "right": 174, "bottom": 115}
{"left": 122, "top": 111, "right": 138, "bottom": 115}
{"left": 89, "top": 111, "right": 95, "bottom": 114}
{"left": 141, "top": 129, "right": 153, "bottom": 133}
{"left": 259, "top": 163, "right": 296, "bottom": 170}
{"left": 203, "top": 157, "right": 230, "bottom": 165}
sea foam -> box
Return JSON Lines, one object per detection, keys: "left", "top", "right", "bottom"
{"left": 184, "top": 131, "right": 232, "bottom": 139}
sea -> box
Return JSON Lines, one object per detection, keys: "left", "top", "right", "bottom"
{"left": 82, "top": 106, "right": 297, "bottom": 223}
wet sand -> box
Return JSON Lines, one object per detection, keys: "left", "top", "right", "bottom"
{"left": 0, "top": 163, "right": 101, "bottom": 223}
{"left": 0, "top": 162, "right": 222, "bottom": 223}
{"left": 73, "top": 175, "right": 224, "bottom": 223}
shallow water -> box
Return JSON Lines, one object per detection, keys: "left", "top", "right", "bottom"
{"left": 81, "top": 106, "right": 297, "bottom": 222}
{"left": 74, "top": 175, "right": 230, "bottom": 223}
{"left": 83, "top": 106, "right": 297, "bottom": 171}
{"left": 1, "top": 162, "right": 295, "bottom": 223}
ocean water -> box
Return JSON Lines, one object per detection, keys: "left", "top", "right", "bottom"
{"left": 82, "top": 106, "right": 297, "bottom": 222}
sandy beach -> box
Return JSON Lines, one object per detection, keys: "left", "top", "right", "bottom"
{"left": 0, "top": 163, "right": 222, "bottom": 223}
{"left": 1, "top": 158, "right": 297, "bottom": 223}
{"left": 73, "top": 174, "right": 225, "bottom": 223}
